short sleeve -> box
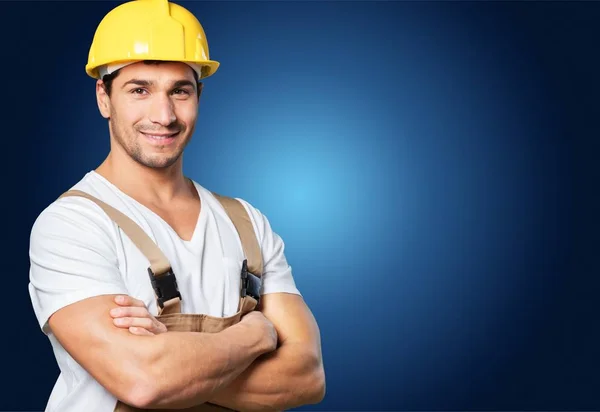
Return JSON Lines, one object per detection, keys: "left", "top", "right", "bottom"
{"left": 28, "top": 197, "right": 129, "bottom": 335}
{"left": 236, "top": 199, "right": 301, "bottom": 297}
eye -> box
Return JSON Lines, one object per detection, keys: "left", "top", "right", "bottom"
{"left": 131, "top": 88, "right": 148, "bottom": 95}
{"left": 172, "top": 88, "right": 191, "bottom": 96}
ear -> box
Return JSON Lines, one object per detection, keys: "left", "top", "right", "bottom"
{"left": 96, "top": 79, "right": 111, "bottom": 119}
{"left": 197, "top": 81, "right": 203, "bottom": 101}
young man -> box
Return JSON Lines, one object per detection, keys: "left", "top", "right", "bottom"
{"left": 27, "top": 1, "right": 325, "bottom": 411}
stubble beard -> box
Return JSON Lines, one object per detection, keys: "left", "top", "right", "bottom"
{"left": 109, "top": 116, "right": 189, "bottom": 170}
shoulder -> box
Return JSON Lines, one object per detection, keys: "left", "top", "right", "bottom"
{"left": 29, "top": 173, "right": 118, "bottom": 249}
{"left": 196, "top": 184, "right": 274, "bottom": 244}
{"left": 211, "top": 188, "right": 286, "bottom": 251}
{"left": 235, "top": 197, "right": 270, "bottom": 238}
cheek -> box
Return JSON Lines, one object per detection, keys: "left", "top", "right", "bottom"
{"left": 113, "top": 104, "right": 145, "bottom": 130}
{"left": 175, "top": 101, "right": 198, "bottom": 125}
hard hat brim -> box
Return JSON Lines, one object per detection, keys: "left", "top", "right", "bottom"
{"left": 86, "top": 59, "right": 220, "bottom": 80}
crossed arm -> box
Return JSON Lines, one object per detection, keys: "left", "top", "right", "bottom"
{"left": 208, "top": 293, "right": 325, "bottom": 411}
{"left": 48, "top": 291, "right": 325, "bottom": 411}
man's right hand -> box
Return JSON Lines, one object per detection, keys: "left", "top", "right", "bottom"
{"left": 240, "top": 310, "right": 278, "bottom": 352}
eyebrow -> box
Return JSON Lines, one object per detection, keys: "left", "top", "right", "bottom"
{"left": 122, "top": 79, "right": 152, "bottom": 89}
{"left": 122, "top": 79, "right": 197, "bottom": 91}
{"left": 172, "top": 80, "right": 197, "bottom": 90}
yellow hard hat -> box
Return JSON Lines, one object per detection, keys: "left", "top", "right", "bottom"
{"left": 85, "top": 0, "right": 219, "bottom": 80}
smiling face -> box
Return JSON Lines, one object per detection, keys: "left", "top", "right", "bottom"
{"left": 96, "top": 61, "right": 201, "bottom": 170}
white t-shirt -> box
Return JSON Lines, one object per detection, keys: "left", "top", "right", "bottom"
{"left": 28, "top": 170, "right": 301, "bottom": 412}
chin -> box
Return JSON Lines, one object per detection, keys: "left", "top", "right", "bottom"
{"left": 134, "top": 153, "right": 182, "bottom": 169}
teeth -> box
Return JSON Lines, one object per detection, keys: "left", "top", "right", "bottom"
{"left": 145, "top": 133, "right": 174, "bottom": 140}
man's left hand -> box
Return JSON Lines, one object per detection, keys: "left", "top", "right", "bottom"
{"left": 109, "top": 295, "right": 167, "bottom": 336}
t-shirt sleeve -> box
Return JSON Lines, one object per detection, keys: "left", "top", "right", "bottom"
{"left": 28, "top": 197, "right": 129, "bottom": 335}
{"left": 236, "top": 198, "right": 301, "bottom": 297}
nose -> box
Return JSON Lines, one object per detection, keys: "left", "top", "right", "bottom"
{"left": 149, "top": 94, "right": 176, "bottom": 126}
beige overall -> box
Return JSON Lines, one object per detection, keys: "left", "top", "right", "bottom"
{"left": 59, "top": 189, "right": 265, "bottom": 412}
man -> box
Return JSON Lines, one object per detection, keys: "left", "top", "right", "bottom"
{"left": 27, "top": 0, "right": 325, "bottom": 411}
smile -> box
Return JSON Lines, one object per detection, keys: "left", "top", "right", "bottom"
{"left": 140, "top": 131, "right": 179, "bottom": 145}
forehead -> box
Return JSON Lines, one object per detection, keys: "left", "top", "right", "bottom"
{"left": 116, "top": 61, "right": 196, "bottom": 84}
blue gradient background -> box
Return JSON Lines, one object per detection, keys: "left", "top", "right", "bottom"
{"left": 3, "top": 0, "right": 599, "bottom": 410}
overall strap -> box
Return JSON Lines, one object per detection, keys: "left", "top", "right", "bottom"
{"left": 58, "top": 190, "right": 182, "bottom": 315}
{"left": 211, "top": 193, "right": 264, "bottom": 276}
{"left": 211, "top": 193, "right": 264, "bottom": 312}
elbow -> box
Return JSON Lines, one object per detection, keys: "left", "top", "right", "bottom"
{"left": 296, "top": 352, "right": 326, "bottom": 406}
{"left": 117, "top": 374, "right": 159, "bottom": 409}
{"left": 114, "top": 347, "right": 211, "bottom": 409}
{"left": 305, "top": 363, "right": 326, "bottom": 404}
{"left": 113, "top": 347, "right": 165, "bottom": 408}
{"left": 119, "top": 367, "right": 176, "bottom": 409}
{"left": 271, "top": 350, "right": 326, "bottom": 411}
{"left": 120, "top": 375, "right": 209, "bottom": 410}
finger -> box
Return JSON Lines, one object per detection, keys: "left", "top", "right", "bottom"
{"left": 155, "top": 321, "right": 168, "bottom": 334}
{"left": 129, "top": 326, "right": 154, "bottom": 336}
{"left": 113, "top": 317, "right": 155, "bottom": 331}
{"left": 110, "top": 306, "right": 153, "bottom": 319}
{"left": 115, "top": 317, "right": 167, "bottom": 334}
{"left": 114, "top": 295, "right": 146, "bottom": 308}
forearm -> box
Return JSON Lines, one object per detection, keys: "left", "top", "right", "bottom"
{"left": 208, "top": 342, "right": 326, "bottom": 411}
{"left": 134, "top": 322, "right": 271, "bottom": 409}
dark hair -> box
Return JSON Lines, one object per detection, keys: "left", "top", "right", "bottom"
{"left": 102, "top": 60, "right": 201, "bottom": 96}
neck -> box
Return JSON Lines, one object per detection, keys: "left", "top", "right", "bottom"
{"left": 95, "top": 151, "right": 193, "bottom": 206}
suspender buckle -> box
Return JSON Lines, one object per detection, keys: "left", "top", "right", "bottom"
{"left": 148, "top": 267, "right": 182, "bottom": 309}
{"left": 240, "top": 259, "right": 262, "bottom": 302}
